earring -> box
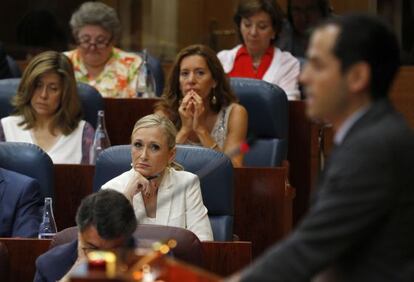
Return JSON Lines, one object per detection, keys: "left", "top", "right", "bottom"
{"left": 130, "top": 162, "right": 133, "bottom": 167}
{"left": 211, "top": 94, "right": 217, "bottom": 105}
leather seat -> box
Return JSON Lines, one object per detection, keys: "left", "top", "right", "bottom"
{"left": 0, "top": 142, "right": 54, "bottom": 198}
{"left": 230, "top": 77, "right": 289, "bottom": 166}
{"left": 49, "top": 225, "right": 204, "bottom": 267}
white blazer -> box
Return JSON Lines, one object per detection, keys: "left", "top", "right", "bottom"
{"left": 217, "top": 45, "right": 301, "bottom": 100}
{"left": 101, "top": 167, "right": 214, "bottom": 241}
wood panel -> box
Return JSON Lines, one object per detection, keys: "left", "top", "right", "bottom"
{"left": 0, "top": 238, "right": 51, "bottom": 282}
{"left": 234, "top": 167, "right": 294, "bottom": 258}
{"left": 201, "top": 241, "right": 251, "bottom": 276}
{"left": 53, "top": 164, "right": 95, "bottom": 230}
{"left": 288, "top": 101, "right": 313, "bottom": 223}
{"left": 104, "top": 98, "right": 158, "bottom": 145}
{"left": 0, "top": 238, "right": 250, "bottom": 282}
{"left": 390, "top": 66, "right": 414, "bottom": 129}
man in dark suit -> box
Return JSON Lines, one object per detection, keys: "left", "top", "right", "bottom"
{"left": 230, "top": 14, "right": 414, "bottom": 282}
{"left": 0, "top": 167, "right": 42, "bottom": 237}
{"left": 34, "top": 189, "right": 137, "bottom": 282}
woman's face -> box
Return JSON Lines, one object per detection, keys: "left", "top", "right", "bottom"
{"left": 77, "top": 25, "right": 113, "bottom": 68}
{"left": 179, "top": 55, "right": 217, "bottom": 101}
{"left": 240, "top": 11, "right": 275, "bottom": 56}
{"left": 30, "top": 71, "right": 62, "bottom": 119}
{"left": 131, "top": 126, "right": 175, "bottom": 178}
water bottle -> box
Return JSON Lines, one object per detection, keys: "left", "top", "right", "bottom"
{"left": 89, "top": 110, "right": 111, "bottom": 165}
{"left": 38, "top": 197, "right": 57, "bottom": 239}
{"left": 136, "top": 49, "right": 156, "bottom": 98}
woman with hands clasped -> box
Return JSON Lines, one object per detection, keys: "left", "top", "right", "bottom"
{"left": 101, "top": 114, "right": 213, "bottom": 241}
{"left": 155, "top": 44, "right": 248, "bottom": 167}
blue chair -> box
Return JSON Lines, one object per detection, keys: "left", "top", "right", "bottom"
{"left": 0, "top": 78, "right": 104, "bottom": 128}
{"left": 93, "top": 144, "right": 234, "bottom": 241}
{"left": 0, "top": 142, "right": 54, "bottom": 198}
{"left": 6, "top": 56, "right": 22, "bottom": 78}
{"left": 230, "top": 77, "right": 289, "bottom": 166}
{"left": 137, "top": 51, "right": 165, "bottom": 97}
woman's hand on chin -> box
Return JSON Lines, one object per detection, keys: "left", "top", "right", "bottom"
{"left": 124, "top": 170, "right": 150, "bottom": 201}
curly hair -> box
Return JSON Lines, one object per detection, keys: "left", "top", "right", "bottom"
{"left": 69, "top": 1, "right": 121, "bottom": 42}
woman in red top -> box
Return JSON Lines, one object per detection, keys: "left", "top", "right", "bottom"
{"left": 218, "top": 0, "right": 301, "bottom": 100}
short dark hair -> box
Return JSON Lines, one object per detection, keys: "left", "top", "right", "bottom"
{"left": 233, "top": 0, "right": 284, "bottom": 43}
{"left": 319, "top": 14, "right": 400, "bottom": 100}
{"left": 76, "top": 190, "right": 137, "bottom": 240}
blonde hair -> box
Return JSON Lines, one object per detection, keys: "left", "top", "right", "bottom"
{"left": 12, "top": 50, "right": 82, "bottom": 135}
{"left": 131, "top": 114, "right": 183, "bottom": 170}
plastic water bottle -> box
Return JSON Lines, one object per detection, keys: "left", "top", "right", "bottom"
{"left": 89, "top": 110, "right": 111, "bottom": 165}
{"left": 136, "top": 49, "right": 156, "bottom": 98}
{"left": 38, "top": 197, "right": 57, "bottom": 239}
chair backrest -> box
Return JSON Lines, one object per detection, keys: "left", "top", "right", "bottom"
{"left": 0, "top": 142, "right": 54, "bottom": 198}
{"left": 230, "top": 77, "right": 289, "bottom": 166}
{"left": 93, "top": 145, "right": 234, "bottom": 241}
{"left": 137, "top": 51, "right": 165, "bottom": 97}
{"left": 0, "top": 78, "right": 20, "bottom": 119}
{"left": 49, "top": 225, "right": 204, "bottom": 267}
{"left": 6, "top": 56, "right": 21, "bottom": 78}
{"left": 0, "top": 78, "right": 104, "bottom": 128}
{"left": 76, "top": 83, "right": 104, "bottom": 129}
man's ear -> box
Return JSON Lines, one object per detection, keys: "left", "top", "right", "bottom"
{"left": 345, "top": 62, "right": 371, "bottom": 95}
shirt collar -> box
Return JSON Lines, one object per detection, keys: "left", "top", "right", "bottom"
{"left": 334, "top": 105, "right": 370, "bottom": 145}
{"left": 237, "top": 45, "right": 274, "bottom": 58}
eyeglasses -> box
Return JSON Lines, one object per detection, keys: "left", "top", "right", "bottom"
{"left": 77, "top": 35, "right": 112, "bottom": 49}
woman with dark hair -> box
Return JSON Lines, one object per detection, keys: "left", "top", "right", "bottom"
{"left": 155, "top": 44, "right": 248, "bottom": 167}
{"left": 218, "top": 0, "right": 300, "bottom": 100}
{"left": 0, "top": 51, "right": 94, "bottom": 164}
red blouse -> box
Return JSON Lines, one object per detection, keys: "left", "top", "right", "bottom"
{"left": 228, "top": 45, "right": 275, "bottom": 79}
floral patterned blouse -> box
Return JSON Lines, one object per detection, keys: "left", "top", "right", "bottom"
{"left": 64, "top": 48, "right": 142, "bottom": 98}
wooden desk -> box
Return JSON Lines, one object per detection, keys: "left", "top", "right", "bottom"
{"left": 104, "top": 98, "right": 159, "bottom": 145}
{"left": 0, "top": 238, "right": 51, "bottom": 282}
{"left": 0, "top": 239, "right": 250, "bottom": 282}
{"left": 234, "top": 167, "right": 294, "bottom": 257}
{"left": 54, "top": 165, "right": 95, "bottom": 230}
{"left": 53, "top": 165, "right": 292, "bottom": 259}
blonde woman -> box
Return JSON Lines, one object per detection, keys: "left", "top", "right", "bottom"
{"left": 102, "top": 114, "right": 213, "bottom": 241}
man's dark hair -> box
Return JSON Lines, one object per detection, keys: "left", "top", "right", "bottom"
{"left": 76, "top": 190, "right": 137, "bottom": 240}
{"left": 320, "top": 14, "right": 400, "bottom": 100}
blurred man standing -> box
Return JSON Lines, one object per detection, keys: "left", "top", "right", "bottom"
{"left": 231, "top": 14, "right": 414, "bottom": 282}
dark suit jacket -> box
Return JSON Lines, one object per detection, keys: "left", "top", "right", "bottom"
{"left": 241, "top": 99, "right": 414, "bottom": 282}
{"left": 34, "top": 240, "right": 78, "bottom": 282}
{"left": 0, "top": 168, "right": 42, "bottom": 237}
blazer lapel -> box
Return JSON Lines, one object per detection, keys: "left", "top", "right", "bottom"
{"left": 132, "top": 193, "right": 147, "bottom": 222}
{"left": 156, "top": 169, "right": 173, "bottom": 226}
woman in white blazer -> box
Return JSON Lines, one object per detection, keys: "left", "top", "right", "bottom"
{"left": 217, "top": 0, "right": 300, "bottom": 100}
{"left": 102, "top": 114, "right": 213, "bottom": 241}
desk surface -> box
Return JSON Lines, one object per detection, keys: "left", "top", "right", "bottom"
{"left": 0, "top": 238, "right": 250, "bottom": 282}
